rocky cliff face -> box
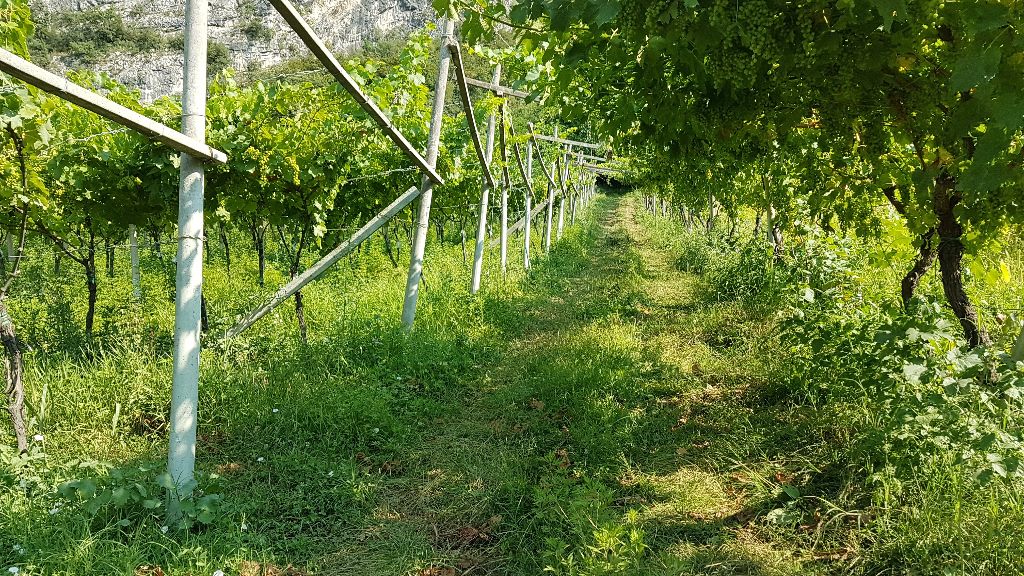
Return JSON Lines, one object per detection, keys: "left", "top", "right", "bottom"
{"left": 32, "top": 0, "right": 434, "bottom": 99}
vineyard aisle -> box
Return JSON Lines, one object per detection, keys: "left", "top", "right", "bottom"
{"left": 339, "top": 193, "right": 807, "bottom": 574}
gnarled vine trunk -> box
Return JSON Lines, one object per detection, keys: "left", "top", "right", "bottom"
{"left": 218, "top": 221, "right": 231, "bottom": 275}
{"left": 933, "top": 173, "right": 990, "bottom": 347}
{"left": 1, "top": 300, "right": 25, "bottom": 453}
{"left": 901, "top": 228, "right": 937, "bottom": 310}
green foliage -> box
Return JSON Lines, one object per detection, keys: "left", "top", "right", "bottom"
{"left": 28, "top": 8, "right": 164, "bottom": 65}
{"left": 57, "top": 462, "right": 223, "bottom": 530}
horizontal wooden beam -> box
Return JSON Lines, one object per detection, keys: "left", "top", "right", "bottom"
{"left": 464, "top": 77, "right": 530, "bottom": 99}
{"left": 269, "top": 0, "right": 443, "bottom": 185}
{"left": 533, "top": 132, "right": 602, "bottom": 151}
{"left": 0, "top": 48, "right": 227, "bottom": 163}
{"left": 225, "top": 184, "right": 420, "bottom": 338}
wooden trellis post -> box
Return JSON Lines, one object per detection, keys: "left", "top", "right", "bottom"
{"left": 402, "top": 20, "right": 455, "bottom": 329}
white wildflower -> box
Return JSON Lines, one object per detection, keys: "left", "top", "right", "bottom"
{"left": 48, "top": 506, "right": 60, "bottom": 515}
{"left": 240, "top": 522, "right": 248, "bottom": 531}
{"left": 272, "top": 408, "right": 279, "bottom": 413}
{"left": 213, "top": 571, "right": 225, "bottom": 576}
{"left": 328, "top": 470, "right": 334, "bottom": 478}
{"left": 256, "top": 457, "right": 265, "bottom": 462}
{"left": 8, "top": 567, "right": 19, "bottom": 575}
{"left": 32, "top": 434, "right": 43, "bottom": 442}
{"left": 11, "top": 544, "right": 24, "bottom": 554}
{"left": 372, "top": 428, "right": 379, "bottom": 434}
{"left": 160, "top": 525, "right": 169, "bottom": 534}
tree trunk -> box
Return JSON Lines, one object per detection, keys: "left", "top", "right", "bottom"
{"left": 200, "top": 294, "right": 209, "bottom": 333}
{"left": 85, "top": 264, "right": 98, "bottom": 338}
{"left": 105, "top": 237, "right": 115, "bottom": 278}
{"left": 901, "top": 228, "right": 937, "bottom": 310}
{"left": 150, "top": 227, "right": 163, "bottom": 262}
{"left": 85, "top": 225, "right": 98, "bottom": 338}
{"left": 219, "top": 221, "right": 231, "bottom": 275}
{"left": 294, "top": 289, "right": 307, "bottom": 342}
{"left": 753, "top": 212, "right": 763, "bottom": 239}
{"left": 0, "top": 300, "right": 26, "bottom": 453}
{"left": 250, "top": 223, "right": 267, "bottom": 287}
{"left": 766, "top": 206, "right": 783, "bottom": 259}
{"left": 933, "top": 173, "right": 990, "bottom": 347}
{"left": 2, "top": 232, "right": 11, "bottom": 278}
{"left": 461, "top": 225, "right": 468, "bottom": 266}
{"left": 382, "top": 225, "right": 399, "bottom": 267}
{"left": 771, "top": 226, "right": 784, "bottom": 259}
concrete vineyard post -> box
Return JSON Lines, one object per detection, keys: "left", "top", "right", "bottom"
{"left": 544, "top": 128, "right": 557, "bottom": 253}
{"left": 525, "top": 140, "right": 533, "bottom": 269}
{"left": 401, "top": 20, "right": 454, "bottom": 330}
{"left": 470, "top": 62, "right": 500, "bottom": 294}
{"left": 167, "top": 0, "right": 208, "bottom": 523}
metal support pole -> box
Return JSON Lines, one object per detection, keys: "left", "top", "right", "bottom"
{"left": 401, "top": 20, "right": 454, "bottom": 330}
{"left": 167, "top": 0, "right": 207, "bottom": 523}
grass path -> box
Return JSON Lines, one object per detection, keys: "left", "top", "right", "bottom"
{"left": 2, "top": 193, "right": 828, "bottom": 576}
{"left": 326, "top": 194, "right": 813, "bottom": 575}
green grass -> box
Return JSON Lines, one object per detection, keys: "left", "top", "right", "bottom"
{"left": 2, "top": 193, "right": 1023, "bottom": 575}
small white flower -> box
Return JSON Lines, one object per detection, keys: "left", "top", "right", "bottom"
{"left": 11, "top": 545, "right": 24, "bottom": 554}
{"left": 327, "top": 470, "right": 334, "bottom": 478}
{"left": 8, "top": 567, "right": 19, "bottom": 575}
{"left": 160, "top": 525, "right": 169, "bottom": 534}
{"left": 240, "top": 522, "right": 248, "bottom": 531}
{"left": 33, "top": 434, "right": 43, "bottom": 442}
{"left": 48, "top": 506, "right": 60, "bottom": 515}
{"left": 256, "top": 457, "right": 265, "bottom": 462}
{"left": 271, "top": 408, "right": 279, "bottom": 413}
{"left": 213, "top": 570, "right": 225, "bottom": 576}
{"left": 372, "top": 428, "right": 379, "bottom": 434}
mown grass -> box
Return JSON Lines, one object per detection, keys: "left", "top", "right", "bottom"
{"left": 2, "top": 192, "right": 1023, "bottom": 575}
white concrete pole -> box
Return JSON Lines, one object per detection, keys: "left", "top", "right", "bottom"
{"left": 544, "top": 128, "right": 556, "bottom": 253}
{"left": 524, "top": 140, "right": 533, "bottom": 269}
{"left": 129, "top": 224, "right": 141, "bottom": 301}
{"left": 401, "top": 20, "right": 454, "bottom": 329}
{"left": 167, "top": 0, "right": 208, "bottom": 522}
{"left": 471, "top": 63, "right": 501, "bottom": 293}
